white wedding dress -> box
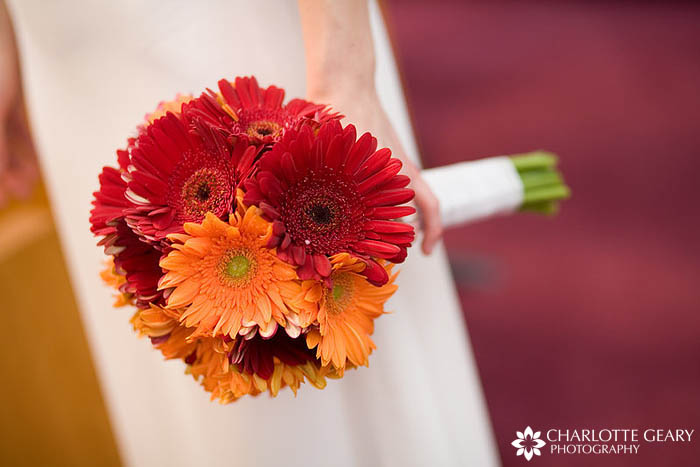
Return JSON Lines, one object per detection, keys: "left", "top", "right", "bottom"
{"left": 8, "top": 1, "right": 498, "bottom": 465}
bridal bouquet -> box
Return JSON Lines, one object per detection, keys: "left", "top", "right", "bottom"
{"left": 91, "top": 77, "right": 415, "bottom": 402}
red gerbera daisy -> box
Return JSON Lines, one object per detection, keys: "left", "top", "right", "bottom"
{"left": 243, "top": 120, "right": 416, "bottom": 286}
{"left": 111, "top": 222, "right": 166, "bottom": 307}
{"left": 229, "top": 332, "right": 319, "bottom": 380}
{"left": 124, "top": 110, "right": 258, "bottom": 244}
{"left": 184, "top": 76, "right": 339, "bottom": 145}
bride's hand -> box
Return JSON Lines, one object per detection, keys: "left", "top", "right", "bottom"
{"left": 0, "top": 2, "right": 39, "bottom": 207}
{"left": 308, "top": 89, "right": 443, "bottom": 255}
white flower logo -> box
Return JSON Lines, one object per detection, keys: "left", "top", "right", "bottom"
{"left": 511, "top": 426, "right": 546, "bottom": 461}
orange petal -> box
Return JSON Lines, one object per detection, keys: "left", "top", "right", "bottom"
{"left": 167, "top": 280, "right": 199, "bottom": 308}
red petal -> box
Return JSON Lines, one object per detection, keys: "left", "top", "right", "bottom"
{"left": 325, "top": 135, "right": 346, "bottom": 170}
{"left": 277, "top": 248, "right": 291, "bottom": 263}
{"left": 243, "top": 180, "right": 264, "bottom": 205}
{"left": 259, "top": 201, "right": 280, "bottom": 219}
{"left": 267, "top": 234, "right": 282, "bottom": 248}
{"left": 291, "top": 244, "right": 306, "bottom": 266}
{"left": 280, "top": 233, "right": 292, "bottom": 250}
{"left": 355, "top": 148, "right": 392, "bottom": 179}
{"left": 151, "top": 208, "right": 176, "bottom": 230}
{"left": 297, "top": 256, "right": 317, "bottom": 280}
{"left": 235, "top": 76, "right": 259, "bottom": 109}
{"left": 311, "top": 138, "right": 324, "bottom": 170}
{"left": 365, "top": 188, "right": 415, "bottom": 207}
{"left": 280, "top": 152, "right": 299, "bottom": 182}
{"left": 258, "top": 173, "right": 284, "bottom": 202}
{"left": 341, "top": 125, "right": 357, "bottom": 156}
{"left": 263, "top": 86, "right": 285, "bottom": 108}
{"left": 377, "top": 232, "right": 415, "bottom": 244}
{"left": 317, "top": 120, "right": 338, "bottom": 153}
{"left": 364, "top": 220, "right": 415, "bottom": 233}
{"left": 377, "top": 174, "right": 411, "bottom": 190}
{"left": 357, "top": 160, "right": 403, "bottom": 194}
{"left": 130, "top": 171, "right": 168, "bottom": 202}
{"left": 253, "top": 350, "right": 274, "bottom": 379}
{"left": 312, "top": 254, "right": 332, "bottom": 277}
{"left": 272, "top": 220, "right": 286, "bottom": 236}
{"left": 218, "top": 79, "right": 241, "bottom": 108}
{"left": 344, "top": 132, "right": 376, "bottom": 175}
{"left": 354, "top": 239, "right": 401, "bottom": 257}
{"left": 361, "top": 259, "right": 389, "bottom": 286}
{"left": 369, "top": 206, "right": 416, "bottom": 219}
{"left": 388, "top": 247, "right": 408, "bottom": 263}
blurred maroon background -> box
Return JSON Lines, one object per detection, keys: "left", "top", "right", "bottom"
{"left": 385, "top": 1, "right": 700, "bottom": 466}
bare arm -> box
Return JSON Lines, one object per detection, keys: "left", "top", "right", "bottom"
{"left": 298, "top": 0, "right": 443, "bottom": 255}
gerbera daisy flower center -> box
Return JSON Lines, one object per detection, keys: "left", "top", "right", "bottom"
{"left": 226, "top": 255, "right": 250, "bottom": 279}
{"left": 246, "top": 120, "right": 282, "bottom": 139}
{"left": 325, "top": 272, "right": 355, "bottom": 315}
{"left": 332, "top": 283, "right": 345, "bottom": 301}
{"left": 236, "top": 109, "right": 290, "bottom": 141}
{"left": 218, "top": 249, "right": 257, "bottom": 286}
{"left": 308, "top": 203, "right": 334, "bottom": 225}
{"left": 196, "top": 184, "right": 211, "bottom": 201}
{"left": 281, "top": 170, "right": 365, "bottom": 255}
{"left": 180, "top": 167, "right": 228, "bottom": 219}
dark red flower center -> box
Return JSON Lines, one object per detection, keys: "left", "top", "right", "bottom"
{"left": 236, "top": 109, "right": 290, "bottom": 140}
{"left": 281, "top": 170, "right": 365, "bottom": 255}
{"left": 308, "top": 203, "right": 333, "bottom": 225}
{"left": 246, "top": 120, "right": 282, "bottom": 139}
{"left": 168, "top": 151, "right": 234, "bottom": 223}
{"left": 180, "top": 168, "right": 228, "bottom": 219}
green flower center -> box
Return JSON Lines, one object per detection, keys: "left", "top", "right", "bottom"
{"left": 226, "top": 255, "right": 250, "bottom": 279}
{"left": 332, "top": 283, "right": 345, "bottom": 301}
{"left": 326, "top": 273, "right": 355, "bottom": 315}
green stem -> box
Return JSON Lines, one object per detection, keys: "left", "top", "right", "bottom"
{"left": 508, "top": 150, "right": 571, "bottom": 216}
{"left": 523, "top": 185, "right": 571, "bottom": 204}
{"left": 520, "top": 170, "right": 563, "bottom": 190}
{"left": 511, "top": 151, "right": 558, "bottom": 171}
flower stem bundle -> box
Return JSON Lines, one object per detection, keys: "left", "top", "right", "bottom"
{"left": 511, "top": 151, "right": 570, "bottom": 215}
{"left": 422, "top": 151, "right": 570, "bottom": 228}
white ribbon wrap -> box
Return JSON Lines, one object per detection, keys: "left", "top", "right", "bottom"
{"left": 422, "top": 156, "right": 524, "bottom": 228}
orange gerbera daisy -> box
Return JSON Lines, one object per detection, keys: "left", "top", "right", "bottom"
{"left": 158, "top": 194, "right": 316, "bottom": 339}
{"left": 305, "top": 254, "right": 398, "bottom": 372}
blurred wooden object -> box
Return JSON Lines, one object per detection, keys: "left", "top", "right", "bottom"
{"left": 0, "top": 185, "right": 120, "bottom": 466}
